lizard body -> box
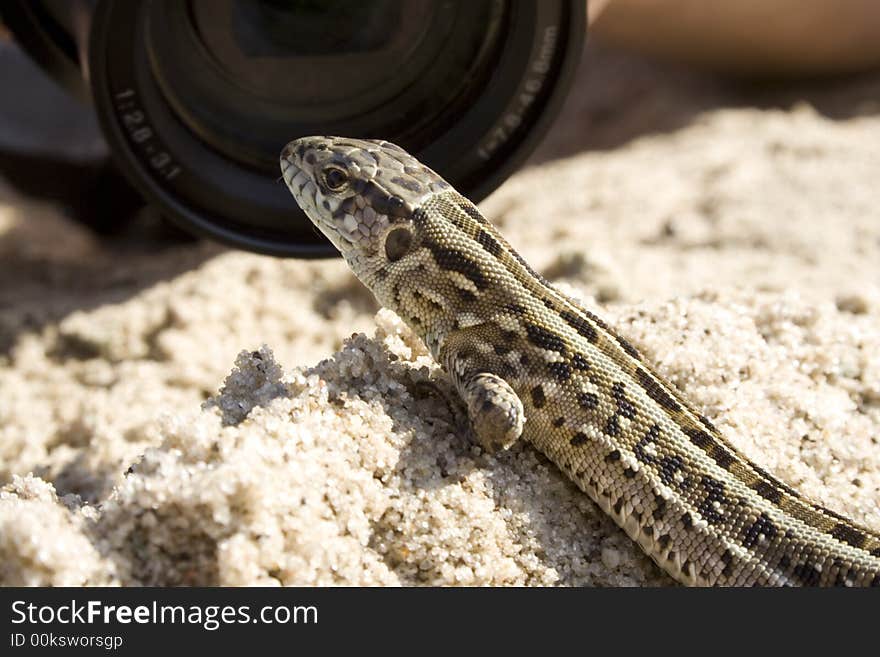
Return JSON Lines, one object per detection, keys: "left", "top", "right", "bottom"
{"left": 280, "top": 136, "right": 880, "bottom": 586}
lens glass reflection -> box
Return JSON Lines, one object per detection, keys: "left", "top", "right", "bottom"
{"left": 147, "top": 0, "right": 505, "bottom": 169}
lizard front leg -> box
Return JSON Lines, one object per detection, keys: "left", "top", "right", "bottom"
{"left": 436, "top": 326, "right": 525, "bottom": 453}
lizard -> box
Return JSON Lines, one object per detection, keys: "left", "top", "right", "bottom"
{"left": 280, "top": 135, "right": 880, "bottom": 586}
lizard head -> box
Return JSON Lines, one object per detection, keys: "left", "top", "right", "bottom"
{"left": 280, "top": 136, "right": 450, "bottom": 277}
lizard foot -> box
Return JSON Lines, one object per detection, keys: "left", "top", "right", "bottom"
{"left": 463, "top": 372, "right": 525, "bottom": 453}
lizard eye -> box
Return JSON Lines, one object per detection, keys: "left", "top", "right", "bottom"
{"left": 323, "top": 166, "right": 348, "bottom": 191}
{"left": 384, "top": 227, "right": 413, "bottom": 262}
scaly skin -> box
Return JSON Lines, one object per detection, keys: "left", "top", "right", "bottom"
{"left": 280, "top": 136, "right": 880, "bottom": 586}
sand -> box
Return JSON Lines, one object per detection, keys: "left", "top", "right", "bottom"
{"left": 1, "top": 46, "right": 879, "bottom": 586}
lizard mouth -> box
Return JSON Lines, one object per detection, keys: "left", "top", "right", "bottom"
{"left": 280, "top": 148, "right": 351, "bottom": 251}
{"left": 280, "top": 158, "right": 307, "bottom": 198}
{"left": 280, "top": 154, "right": 321, "bottom": 220}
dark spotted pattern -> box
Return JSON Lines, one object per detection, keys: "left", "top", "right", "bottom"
{"left": 682, "top": 427, "right": 737, "bottom": 470}
{"left": 749, "top": 464, "right": 801, "bottom": 499}
{"left": 476, "top": 229, "right": 502, "bottom": 257}
{"left": 577, "top": 392, "right": 599, "bottom": 411}
{"left": 611, "top": 382, "right": 637, "bottom": 420}
{"left": 525, "top": 323, "right": 566, "bottom": 353}
{"left": 791, "top": 561, "right": 821, "bottom": 587}
{"left": 547, "top": 361, "right": 572, "bottom": 382}
{"left": 604, "top": 415, "right": 621, "bottom": 437}
{"left": 636, "top": 367, "right": 682, "bottom": 412}
{"left": 658, "top": 455, "right": 685, "bottom": 486}
{"left": 742, "top": 513, "right": 778, "bottom": 549}
{"left": 560, "top": 310, "right": 598, "bottom": 343}
{"left": 831, "top": 523, "right": 868, "bottom": 549}
{"left": 389, "top": 175, "right": 423, "bottom": 194}
{"left": 455, "top": 192, "right": 489, "bottom": 225}
{"left": 530, "top": 385, "right": 546, "bottom": 409}
{"left": 699, "top": 415, "right": 718, "bottom": 433}
{"left": 615, "top": 335, "right": 640, "bottom": 359}
{"left": 684, "top": 427, "right": 713, "bottom": 450}
{"left": 570, "top": 432, "right": 589, "bottom": 446}
{"left": 708, "top": 444, "right": 736, "bottom": 470}
{"left": 751, "top": 480, "right": 783, "bottom": 504}
{"left": 364, "top": 180, "right": 408, "bottom": 217}
{"left": 696, "top": 476, "right": 727, "bottom": 525}
{"left": 634, "top": 424, "right": 662, "bottom": 465}
{"left": 422, "top": 237, "right": 487, "bottom": 290}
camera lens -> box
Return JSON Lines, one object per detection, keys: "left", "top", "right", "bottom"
{"left": 147, "top": 1, "right": 505, "bottom": 171}
{"left": 76, "top": 1, "right": 583, "bottom": 256}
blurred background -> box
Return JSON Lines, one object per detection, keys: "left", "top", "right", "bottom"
{"left": 2, "top": 0, "right": 880, "bottom": 255}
